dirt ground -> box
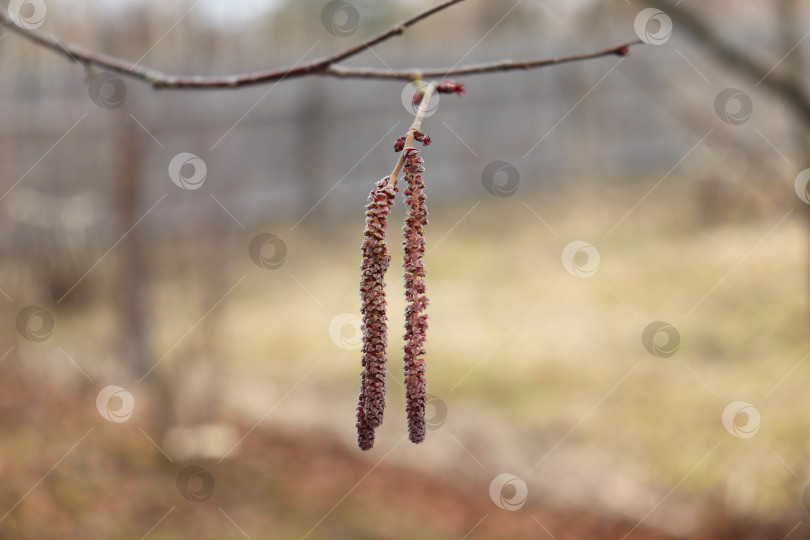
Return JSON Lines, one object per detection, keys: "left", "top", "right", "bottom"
{"left": 0, "top": 366, "right": 796, "bottom": 539}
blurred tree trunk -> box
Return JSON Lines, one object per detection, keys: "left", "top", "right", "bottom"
{"left": 104, "top": 3, "right": 153, "bottom": 383}
{"left": 115, "top": 107, "right": 174, "bottom": 433}
{"left": 115, "top": 112, "right": 150, "bottom": 380}
{"left": 106, "top": 10, "right": 173, "bottom": 433}
{"left": 643, "top": 0, "right": 810, "bottom": 316}
{"left": 642, "top": 0, "right": 810, "bottom": 125}
{"left": 778, "top": 0, "right": 810, "bottom": 320}
{"left": 778, "top": 0, "right": 810, "bottom": 156}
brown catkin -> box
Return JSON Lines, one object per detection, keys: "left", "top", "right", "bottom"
{"left": 356, "top": 370, "right": 375, "bottom": 450}
{"left": 402, "top": 148, "right": 429, "bottom": 444}
{"left": 357, "top": 176, "right": 397, "bottom": 449}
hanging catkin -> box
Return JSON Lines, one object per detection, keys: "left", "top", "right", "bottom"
{"left": 355, "top": 80, "right": 462, "bottom": 450}
{"left": 401, "top": 148, "right": 429, "bottom": 444}
{"left": 357, "top": 176, "right": 397, "bottom": 449}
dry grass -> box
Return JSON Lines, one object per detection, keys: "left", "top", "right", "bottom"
{"left": 13, "top": 178, "right": 810, "bottom": 530}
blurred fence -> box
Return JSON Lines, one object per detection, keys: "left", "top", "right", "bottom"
{"left": 0, "top": 0, "right": 799, "bottom": 314}
{"left": 0, "top": 1, "right": 794, "bottom": 236}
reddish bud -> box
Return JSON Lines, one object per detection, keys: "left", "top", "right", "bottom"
{"left": 436, "top": 79, "right": 465, "bottom": 96}
{"left": 395, "top": 132, "right": 432, "bottom": 153}
{"left": 615, "top": 45, "right": 631, "bottom": 57}
{"left": 413, "top": 131, "right": 431, "bottom": 146}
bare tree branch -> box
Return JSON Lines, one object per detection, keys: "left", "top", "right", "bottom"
{"left": 321, "top": 0, "right": 466, "bottom": 67}
{"left": 0, "top": 2, "right": 641, "bottom": 89}
{"left": 643, "top": 0, "right": 810, "bottom": 128}
{"left": 325, "top": 42, "right": 641, "bottom": 81}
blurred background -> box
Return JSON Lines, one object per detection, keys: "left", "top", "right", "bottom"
{"left": 1, "top": 0, "right": 810, "bottom": 538}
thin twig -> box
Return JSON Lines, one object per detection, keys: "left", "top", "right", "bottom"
{"left": 0, "top": 2, "right": 641, "bottom": 89}
{"left": 322, "top": 0, "right": 466, "bottom": 67}
{"left": 389, "top": 82, "right": 437, "bottom": 187}
{"left": 327, "top": 41, "right": 641, "bottom": 81}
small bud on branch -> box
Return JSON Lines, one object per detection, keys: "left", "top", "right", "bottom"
{"left": 436, "top": 79, "right": 466, "bottom": 96}
{"left": 615, "top": 45, "right": 631, "bottom": 57}
{"left": 414, "top": 131, "right": 431, "bottom": 145}
{"left": 395, "top": 131, "right": 430, "bottom": 152}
